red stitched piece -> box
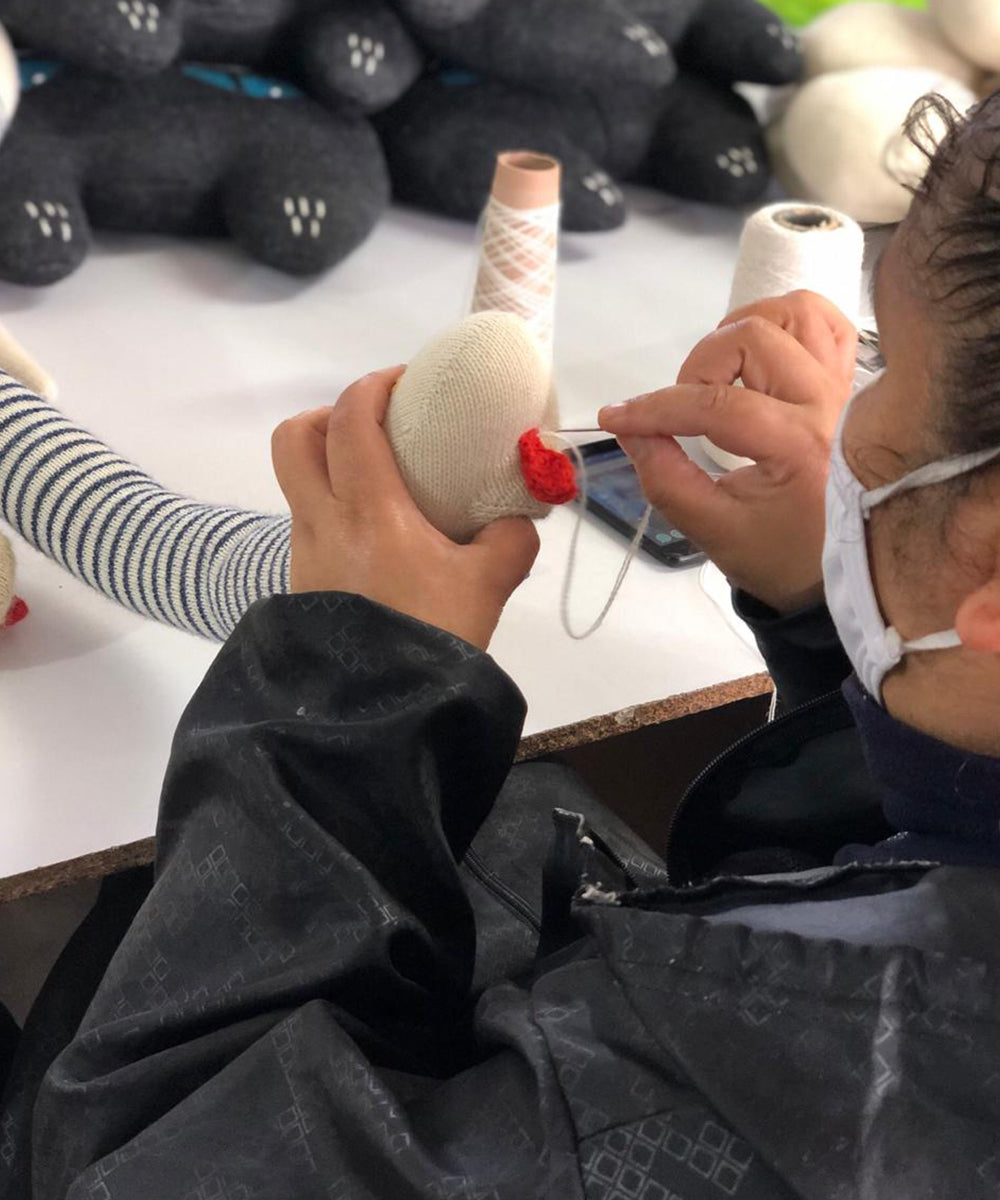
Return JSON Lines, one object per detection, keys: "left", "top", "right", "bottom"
{"left": 518, "top": 429, "right": 578, "bottom": 505}
{"left": 3, "top": 596, "right": 28, "bottom": 628}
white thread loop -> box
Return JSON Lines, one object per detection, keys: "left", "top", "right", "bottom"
{"left": 555, "top": 437, "right": 653, "bottom": 640}
{"left": 471, "top": 196, "right": 560, "bottom": 355}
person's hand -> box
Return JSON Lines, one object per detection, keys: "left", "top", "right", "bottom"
{"left": 598, "top": 291, "right": 858, "bottom": 613}
{"left": 271, "top": 366, "right": 539, "bottom": 651}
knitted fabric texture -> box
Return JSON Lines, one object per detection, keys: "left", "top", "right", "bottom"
{"left": 386, "top": 312, "right": 562, "bottom": 543}
{"left": 0, "top": 0, "right": 425, "bottom": 114}
{"left": 0, "top": 530, "right": 24, "bottom": 626}
{"left": 0, "top": 375, "right": 290, "bottom": 641}
{"left": 518, "top": 430, "right": 577, "bottom": 504}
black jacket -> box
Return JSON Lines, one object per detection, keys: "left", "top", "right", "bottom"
{"left": 11, "top": 591, "right": 1000, "bottom": 1199}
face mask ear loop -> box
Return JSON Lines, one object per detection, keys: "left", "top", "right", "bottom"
{"left": 549, "top": 435, "right": 652, "bottom": 641}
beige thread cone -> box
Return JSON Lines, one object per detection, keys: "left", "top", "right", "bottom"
{"left": 470, "top": 151, "right": 561, "bottom": 356}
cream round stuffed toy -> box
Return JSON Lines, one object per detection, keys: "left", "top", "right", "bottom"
{"left": 801, "top": 2, "right": 982, "bottom": 90}
{"left": 774, "top": 67, "right": 977, "bottom": 225}
{"left": 0, "top": 530, "right": 27, "bottom": 630}
{"left": 386, "top": 310, "right": 574, "bottom": 544}
{"left": 928, "top": 0, "right": 1000, "bottom": 73}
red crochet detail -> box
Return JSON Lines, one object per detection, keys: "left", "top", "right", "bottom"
{"left": 518, "top": 429, "right": 579, "bottom": 505}
{"left": 3, "top": 596, "right": 28, "bottom": 628}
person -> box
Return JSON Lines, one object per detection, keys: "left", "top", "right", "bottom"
{"left": 5, "top": 93, "right": 1000, "bottom": 1199}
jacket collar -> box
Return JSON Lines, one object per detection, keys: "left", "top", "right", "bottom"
{"left": 843, "top": 675, "right": 1000, "bottom": 864}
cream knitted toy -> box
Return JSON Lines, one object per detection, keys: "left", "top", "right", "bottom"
{"left": 770, "top": 0, "right": 988, "bottom": 224}
{"left": 386, "top": 310, "right": 569, "bottom": 543}
{"left": 774, "top": 66, "right": 976, "bottom": 225}
{"left": 0, "top": 529, "right": 27, "bottom": 629}
{"left": 928, "top": 0, "right": 1000, "bottom": 73}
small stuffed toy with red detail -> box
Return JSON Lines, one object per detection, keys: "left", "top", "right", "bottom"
{"left": 518, "top": 429, "right": 578, "bottom": 504}
{"left": 387, "top": 311, "right": 578, "bottom": 542}
{"left": 1, "top": 530, "right": 27, "bottom": 630}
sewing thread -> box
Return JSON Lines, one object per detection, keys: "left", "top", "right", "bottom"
{"left": 554, "top": 436, "right": 652, "bottom": 640}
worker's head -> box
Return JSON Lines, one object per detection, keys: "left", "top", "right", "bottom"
{"left": 836, "top": 90, "right": 1000, "bottom": 748}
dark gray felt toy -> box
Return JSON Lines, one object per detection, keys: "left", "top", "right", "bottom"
{"left": 676, "top": 0, "right": 802, "bottom": 85}
{"left": 386, "top": 0, "right": 800, "bottom": 217}
{"left": 636, "top": 72, "right": 772, "bottom": 203}
{"left": 413, "top": 0, "right": 679, "bottom": 97}
{"left": 0, "top": 0, "right": 803, "bottom": 264}
{"left": 392, "top": 0, "right": 491, "bottom": 28}
{"left": 377, "top": 75, "right": 640, "bottom": 232}
{"left": 0, "top": 62, "right": 389, "bottom": 284}
{"left": 0, "top": 0, "right": 425, "bottom": 114}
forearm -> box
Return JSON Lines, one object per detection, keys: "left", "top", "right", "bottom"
{"left": 38, "top": 593, "right": 525, "bottom": 1189}
{"left": 0, "top": 374, "right": 290, "bottom": 639}
{"left": 733, "top": 588, "right": 852, "bottom": 711}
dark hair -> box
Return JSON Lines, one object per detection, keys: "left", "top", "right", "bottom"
{"left": 902, "top": 90, "right": 1000, "bottom": 459}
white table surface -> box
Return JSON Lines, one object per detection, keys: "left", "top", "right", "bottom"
{"left": 0, "top": 186, "right": 768, "bottom": 884}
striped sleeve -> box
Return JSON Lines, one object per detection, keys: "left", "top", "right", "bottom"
{"left": 0, "top": 375, "right": 291, "bottom": 640}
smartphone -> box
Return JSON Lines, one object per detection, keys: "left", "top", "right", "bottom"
{"left": 576, "top": 438, "right": 705, "bottom": 568}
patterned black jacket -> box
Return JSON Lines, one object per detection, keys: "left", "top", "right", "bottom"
{"left": 24, "top": 593, "right": 1000, "bottom": 1199}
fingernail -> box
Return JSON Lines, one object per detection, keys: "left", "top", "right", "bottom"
{"left": 618, "top": 435, "right": 648, "bottom": 462}
{"left": 599, "top": 402, "right": 630, "bottom": 425}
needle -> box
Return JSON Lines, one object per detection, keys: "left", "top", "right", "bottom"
{"left": 556, "top": 426, "right": 603, "bottom": 433}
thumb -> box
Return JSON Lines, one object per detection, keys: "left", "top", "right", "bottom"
{"left": 471, "top": 517, "right": 541, "bottom": 591}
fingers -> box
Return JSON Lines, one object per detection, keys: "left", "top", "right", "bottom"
{"left": 472, "top": 517, "right": 540, "bottom": 590}
{"left": 720, "top": 290, "right": 857, "bottom": 384}
{"left": 271, "top": 405, "right": 337, "bottom": 512}
{"left": 678, "top": 315, "right": 845, "bottom": 416}
{"left": 273, "top": 366, "right": 409, "bottom": 515}
{"left": 599, "top": 383, "right": 814, "bottom": 464}
{"left": 324, "top": 366, "right": 409, "bottom": 506}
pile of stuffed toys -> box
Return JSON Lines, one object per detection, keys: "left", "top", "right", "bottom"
{"left": 0, "top": 0, "right": 804, "bottom": 284}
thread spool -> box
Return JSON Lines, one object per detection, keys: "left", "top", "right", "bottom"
{"left": 470, "top": 151, "right": 561, "bottom": 357}
{"left": 703, "top": 201, "right": 865, "bottom": 472}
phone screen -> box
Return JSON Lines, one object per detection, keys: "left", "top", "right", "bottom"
{"left": 581, "top": 443, "right": 703, "bottom": 564}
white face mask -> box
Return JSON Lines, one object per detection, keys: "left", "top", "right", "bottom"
{"left": 823, "top": 373, "right": 1000, "bottom": 704}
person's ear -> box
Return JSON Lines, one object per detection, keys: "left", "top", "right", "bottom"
{"left": 955, "top": 578, "right": 1000, "bottom": 652}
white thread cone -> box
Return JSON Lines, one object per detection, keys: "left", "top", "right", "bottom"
{"left": 704, "top": 202, "right": 864, "bottom": 472}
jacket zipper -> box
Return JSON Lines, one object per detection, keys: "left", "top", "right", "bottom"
{"left": 662, "top": 688, "right": 842, "bottom": 884}
{"left": 584, "top": 825, "right": 639, "bottom": 889}
{"left": 463, "top": 846, "right": 542, "bottom": 933}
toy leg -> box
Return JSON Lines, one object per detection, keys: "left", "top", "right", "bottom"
{"left": 0, "top": 0, "right": 184, "bottom": 76}
{"left": 422, "top": 0, "right": 677, "bottom": 94}
{"left": 298, "top": 0, "right": 423, "bottom": 113}
{"left": 378, "top": 77, "right": 627, "bottom": 231}
{"left": 678, "top": 0, "right": 802, "bottom": 85}
{"left": 0, "top": 164, "right": 90, "bottom": 286}
{"left": 641, "top": 74, "right": 772, "bottom": 206}
{"left": 220, "top": 117, "right": 389, "bottom": 276}
{"left": 626, "top": 0, "right": 703, "bottom": 45}
{"left": 0, "top": 378, "right": 290, "bottom": 640}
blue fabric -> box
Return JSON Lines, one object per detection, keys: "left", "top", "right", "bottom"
{"left": 180, "top": 64, "right": 303, "bottom": 100}
{"left": 837, "top": 675, "right": 1000, "bottom": 869}
{"left": 18, "top": 58, "right": 63, "bottom": 92}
